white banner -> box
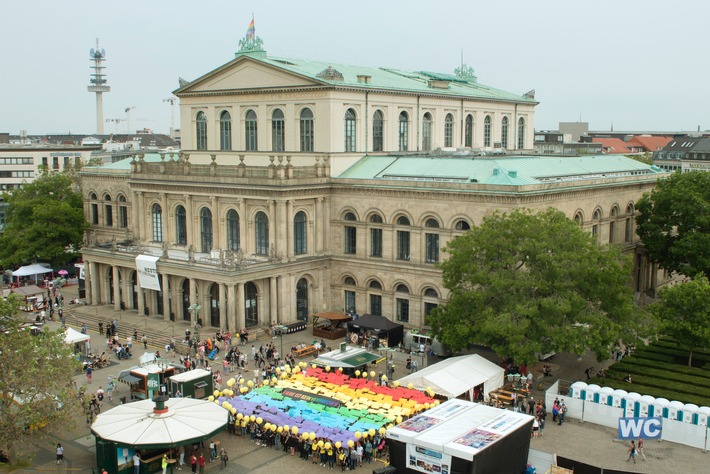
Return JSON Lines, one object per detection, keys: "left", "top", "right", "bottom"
{"left": 135, "top": 255, "right": 161, "bottom": 291}
{"left": 406, "top": 444, "right": 452, "bottom": 474}
{"left": 75, "top": 263, "right": 85, "bottom": 280}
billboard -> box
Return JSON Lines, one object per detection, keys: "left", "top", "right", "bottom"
{"left": 406, "top": 444, "right": 452, "bottom": 474}
{"left": 135, "top": 255, "right": 161, "bottom": 291}
{"left": 617, "top": 417, "right": 663, "bottom": 440}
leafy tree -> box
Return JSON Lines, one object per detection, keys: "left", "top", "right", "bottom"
{"left": 428, "top": 208, "right": 642, "bottom": 365}
{"left": 626, "top": 152, "right": 653, "bottom": 165}
{"left": 0, "top": 295, "right": 82, "bottom": 461}
{"left": 0, "top": 171, "right": 87, "bottom": 267}
{"left": 636, "top": 171, "right": 710, "bottom": 277}
{"left": 649, "top": 275, "right": 710, "bottom": 367}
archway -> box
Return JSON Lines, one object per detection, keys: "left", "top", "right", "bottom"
{"left": 245, "top": 282, "right": 258, "bottom": 328}
{"left": 156, "top": 273, "right": 164, "bottom": 316}
{"left": 107, "top": 267, "right": 115, "bottom": 305}
{"left": 182, "top": 279, "right": 191, "bottom": 321}
{"left": 131, "top": 271, "right": 138, "bottom": 310}
{"left": 209, "top": 283, "right": 220, "bottom": 327}
{"left": 296, "top": 278, "right": 309, "bottom": 321}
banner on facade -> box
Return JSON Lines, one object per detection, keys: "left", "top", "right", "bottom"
{"left": 406, "top": 444, "right": 452, "bottom": 474}
{"left": 135, "top": 255, "right": 161, "bottom": 291}
{"left": 75, "top": 263, "right": 85, "bottom": 280}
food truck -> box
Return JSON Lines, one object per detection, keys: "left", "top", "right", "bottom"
{"left": 168, "top": 369, "right": 213, "bottom": 399}
{"left": 118, "top": 364, "right": 178, "bottom": 401}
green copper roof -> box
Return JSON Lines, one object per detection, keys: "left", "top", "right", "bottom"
{"left": 247, "top": 55, "right": 535, "bottom": 103}
{"left": 338, "top": 154, "right": 667, "bottom": 185}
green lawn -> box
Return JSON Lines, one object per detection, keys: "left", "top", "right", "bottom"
{"left": 588, "top": 338, "right": 710, "bottom": 406}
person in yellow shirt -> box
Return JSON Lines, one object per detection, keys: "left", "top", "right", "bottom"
{"left": 161, "top": 454, "right": 169, "bottom": 474}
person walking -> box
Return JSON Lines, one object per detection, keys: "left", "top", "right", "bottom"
{"left": 189, "top": 453, "right": 197, "bottom": 474}
{"left": 161, "top": 454, "right": 169, "bottom": 474}
{"left": 637, "top": 437, "right": 646, "bottom": 461}
{"left": 626, "top": 440, "right": 637, "bottom": 464}
{"left": 56, "top": 444, "right": 64, "bottom": 464}
{"left": 558, "top": 402, "right": 566, "bottom": 425}
{"left": 86, "top": 364, "right": 93, "bottom": 384}
{"left": 198, "top": 453, "right": 205, "bottom": 474}
{"left": 219, "top": 448, "right": 228, "bottom": 469}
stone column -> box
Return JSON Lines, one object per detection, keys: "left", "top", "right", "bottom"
{"left": 176, "top": 284, "right": 185, "bottom": 322}
{"left": 236, "top": 282, "right": 245, "bottom": 330}
{"left": 227, "top": 283, "right": 236, "bottom": 333}
{"left": 236, "top": 198, "right": 244, "bottom": 253}
{"left": 211, "top": 196, "right": 219, "bottom": 250}
{"left": 219, "top": 282, "right": 227, "bottom": 331}
{"left": 112, "top": 266, "right": 121, "bottom": 311}
{"left": 270, "top": 276, "right": 278, "bottom": 325}
{"left": 136, "top": 280, "right": 145, "bottom": 317}
{"left": 276, "top": 200, "right": 286, "bottom": 259}
{"left": 161, "top": 193, "right": 169, "bottom": 241}
{"left": 269, "top": 200, "right": 276, "bottom": 257}
{"left": 286, "top": 200, "right": 294, "bottom": 260}
{"left": 189, "top": 278, "right": 198, "bottom": 326}
{"left": 315, "top": 197, "right": 323, "bottom": 254}
{"left": 137, "top": 192, "right": 145, "bottom": 241}
{"left": 184, "top": 194, "right": 193, "bottom": 249}
{"left": 162, "top": 273, "right": 171, "bottom": 321}
{"left": 88, "top": 261, "right": 98, "bottom": 305}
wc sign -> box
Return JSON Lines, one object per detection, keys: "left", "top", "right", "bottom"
{"left": 618, "top": 417, "right": 663, "bottom": 440}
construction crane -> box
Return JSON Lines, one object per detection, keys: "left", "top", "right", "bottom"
{"left": 105, "top": 118, "right": 126, "bottom": 134}
{"left": 124, "top": 106, "right": 136, "bottom": 133}
{"left": 163, "top": 97, "right": 177, "bottom": 134}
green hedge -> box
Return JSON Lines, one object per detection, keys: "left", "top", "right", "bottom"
{"left": 605, "top": 363, "right": 710, "bottom": 392}
{"left": 614, "top": 356, "right": 710, "bottom": 379}
{"left": 587, "top": 376, "right": 709, "bottom": 406}
{"left": 635, "top": 346, "right": 710, "bottom": 368}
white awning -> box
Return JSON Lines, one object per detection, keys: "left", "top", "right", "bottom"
{"left": 12, "top": 264, "right": 53, "bottom": 277}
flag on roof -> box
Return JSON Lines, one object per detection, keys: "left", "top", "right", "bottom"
{"left": 246, "top": 18, "right": 255, "bottom": 40}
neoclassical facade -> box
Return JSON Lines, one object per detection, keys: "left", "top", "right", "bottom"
{"left": 79, "top": 38, "right": 669, "bottom": 332}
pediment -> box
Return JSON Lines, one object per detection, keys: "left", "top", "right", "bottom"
{"left": 179, "top": 58, "right": 321, "bottom": 94}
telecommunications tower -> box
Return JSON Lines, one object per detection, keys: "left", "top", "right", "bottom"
{"left": 88, "top": 38, "right": 110, "bottom": 134}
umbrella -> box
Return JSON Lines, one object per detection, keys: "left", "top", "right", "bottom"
{"left": 58, "top": 270, "right": 69, "bottom": 275}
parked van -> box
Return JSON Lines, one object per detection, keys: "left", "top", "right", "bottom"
{"left": 402, "top": 330, "right": 452, "bottom": 357}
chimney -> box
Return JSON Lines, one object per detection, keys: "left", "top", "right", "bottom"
{"left": 357, "top": 75, "right": 371, "bottom": 84}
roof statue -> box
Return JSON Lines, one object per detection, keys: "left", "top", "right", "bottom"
{"left": 178, "top": 77, "right": 190, "bottom": 87}
{"left": 316, "top": 66, "right": 345, "bottom": 81}
{"left": 524, "top": 89, "right": 536, "bottom": 99}
{"left": 454, "top": 63, "right": 477, "bottom": 82}
{"left": 237, "top": 17, "right": 265, "bottom": 56}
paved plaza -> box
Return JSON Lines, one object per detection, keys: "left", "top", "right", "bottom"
{"left": 14, "top": 284, "right": 709, "bottom": 474}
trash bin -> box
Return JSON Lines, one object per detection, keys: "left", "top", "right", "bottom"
{"left": 120, "top": 396, "right": 127, "bottom": 404}
{"left": 372, "top": 467, "right": 396, "bottom": 474}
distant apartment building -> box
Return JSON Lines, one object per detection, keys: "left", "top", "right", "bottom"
{"left": 533, "top": 130, "right": 602, "bottom": 154}
{"left": 653, "top": 136, "right": 705, "bottom": 172}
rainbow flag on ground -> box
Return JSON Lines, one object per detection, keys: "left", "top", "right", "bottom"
{"left": 246, "top": 18, "right": 255, "bottom": 40}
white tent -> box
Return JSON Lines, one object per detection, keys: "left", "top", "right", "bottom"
{"left": 64, "top": 327, "right": 90, "bottom": 344}
{"left": 12, "top": 264, "right": 53, "bottom": 277}
{"left": 396, "top": 354, "right": 504, "bottom": 400}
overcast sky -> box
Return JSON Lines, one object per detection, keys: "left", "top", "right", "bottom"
{"left": 2, "top": 0, "right": 707, "bottom": 135}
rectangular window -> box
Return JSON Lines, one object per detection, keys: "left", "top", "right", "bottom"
{"left": 119, "top": 206, "right": 128, "bottom": 228}
{"left": 592, "top": 224, "right": 598, "bottom": 239}
{"left": 300, "top": 117, "right": 314, "bottom": 152}
{"left": 397, "top": 230, "right": 410, "bottom": 261}
{"left": 63, "top": 156, "right": 70, "bottom": 168}
{"left": 105, "top": 205, "right": 113, "bottom": 227}
{"left": 370, "top": 294, "right": 382, "bottom": 316}
{"left": 344, "top": 290, "right": 356, "bottom": 313}
{"left": 396, "top": 298, "right": 409, "bottom": 323}
{"left": 609, "top": 221, "right": 615, "bottom": 243}
{"left": 344, "top": 226, "right": 357, "bottom": 254}
{"left": 425, "top": 233, "right": 439, "bottom": 263}
{"left": 42, "top": 157, "right": 48, "bottom": 167}
{"left": 424, "top": 302, "right": 438, "bottom": 317}
{"left": 625, "top": 218, "right": 632, "bottom": 242}
{"left": 245, "top": 121, "right": 258, "bottom": 151}
{"left": 399, "top": 119, "right": 408, "bottom": 151}
{"left": 272, "top": 119, "right": 285, "bottom": 152}
{"left": 370, "top": 228, "right": 382, "bottom": 257}
{"left": 53, "top": 157, "right": 59, "bottom": 170}
{"left": 91, "top": 204, "right": 99, "bottom": 225}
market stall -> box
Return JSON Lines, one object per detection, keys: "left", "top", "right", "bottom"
{"left": 346, "top": 314, "right": 404, "bottom": 348}
{"left": 64, "top": 327, "right": 91, "bottom": 357}
{"left": 310, "top": 344, "right": 385, "bottom": 375}
{"left": 8, "top": 285, "right": 47, "bottom": 311}
{"left": 168, "top": 369, "right": 213, "bottom": 399}
{"left": 396, "top": 354, "right": 504, "bottom": 401}
{"left": 312, "top": 312, "right": 352, "bottom": 340}
{"left": 387, "top": 399, "right": 533, "bottom": 474}
{"left": 91, "top": 395, "right": 228, "bottom": 474}
{"left": 11, "top": 264, "right": 53, "bottom": 285}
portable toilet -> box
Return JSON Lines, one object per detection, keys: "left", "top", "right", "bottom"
{"left": 637, "top": 395, "right": 655, "bottom": 417}
{"left": 598, "top": 386, "right": 614, "bottom": 406}
{"left": 570, "top": 381, "right": 587, "bottom": 399}
{"left": 624, "top": 392, "right": 641, "bottom": 417}
{"left": 168, "top": 368, "right": 213, "bottom": 399}
{"left": 667, "top": 401, "right": 684, "bottom": 421}
{"left": 584, "top": 384, "right": 601, "bottom": 403}
{"left": 611, "top": 389, "right": 628, "bottom": 408}
{"left": 682, "top": 404, "right": 699, "bottom": 424}
{"left": 651, "top": 397, "right": 669, "bottom": 418}
{"left": 695, "top": 406, "right": 710, "bottom": 427}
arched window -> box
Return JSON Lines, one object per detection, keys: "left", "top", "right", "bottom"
{"left": 422, "top": 113, "right": 432, "bottom": 151}
{"left": 465, "top": 114, "right": 473, "bottom": 147}
{"left": 196, "top": 111, "right": 207, "bottom": 150}
{"left": 219, "top": 110, "right": 232, "bottom": 150}
{"left": 255, "top": 211, "right": 269, "bottom": 255}
{"left": 344, "top": 277, "right": 356, "bottom": 286}
{"left": 574, "top": 212, "right": 583, "bottom": 226}
{"left": 118, "top": 195, "right": 128, "bottom": 228}
{"left": 344, "top": 212, "right": 357, "bottom": 254}
{"left": 396, "top": 284, "right": 410, "bottom": 322}
{"left": 344, "top": 108, "right": 356, "bottom": 152}
{"left": 625, "top": 203, "right": 634, "bottom": 243}
{"left": 592, "top": 208, "right": 601, "bottom": 239}
{"left": 444, "top": 113, "right": 454, "bottom": 147}
{"left": 369, "top": 280, "right": 382, "bottom": 316}
{"left": 294, "top": 211, "right": 307, "bottom": 255}
{"left": 372, "top": 110, "right": 384, "bottom": 152}
{"left": 396, "top": 215, "right": 410, "bottom": 261}
{"left": 423, "top": 287, "right": 439, "bottom": 318}
{"left": 300, "top": 108, "right": 314, "bottom": 152}
{"left": 244, "top": 282, "right": 258, "bottom": 327}
{"left": 272, "top": 109, "right": 285, "bottom": 152}
{"left": 296, "top": 278, "right": 309, "bottom": 321}
{"left": 396, "top": 284, "right": 409, "bottom": 294}
{"left": 370, "top": 213, "right": 383, "bottom": 258}
{"left": 245, "top": 109, "right": 258, "bottom": 151}
{"left": 227, "top": 209, "right": 240, "bottom": 251}
{"left": 501, "top": 116, "right": 509, "bottom": 149}
{"left": 424, "top": 288, "right": 439, "bottom": 298}
{"left": 484, "top": 115, "right": 492, "bottom": 147}
{"left": 104, "top": 194, "right": 113, "bottom": 227}
{"left": 425, "top": 218, "right": 440, "bottom": 263}
{"left": 370, "top": 214, "right": 383, "bottom": 223}
{"left": 455, "top": 219, "right": 471, "bottom": 231}
{"left": 398, "top": 111, "right": 409, "bottom": 151}
{"left": 344, "top": 212, "right": 357, "bottom": 221}
{"left": 200, "top": 207, "right": 212, "bottom": 253}
{"left": 609, "top": 206, "right": 618, "bottom": 244}
{"left": 152, "top": 204, "right": 163, "bottom": 242}
{"left": 90, "top": 192, "right": 99, "bottom": 225}
{"left": 175, "top": 205, "right": 187, "bottom": 245}
{"left": 369, "top": 280, "right": 382, "bottom": 290}
{"left": 517, "top": 117, "right": 525, "bottom": 149}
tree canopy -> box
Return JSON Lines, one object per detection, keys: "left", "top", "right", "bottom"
{"left": 0, "top": 295, "right": 81, "bottom": 460}
{"left": 636, "top": 171, "right": 710, "bottom": 278}
{"left": 427, "top": 208, "right": 642, "bottom": 365}
{"left": 0, "top": 171, "right": 87, "bottom": 267}
{"left": 649, "top": 275, "right": 710, "bottom": 367}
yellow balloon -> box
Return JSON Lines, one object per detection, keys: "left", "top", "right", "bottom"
{"left": 362, "top": 372, "right": 368, "bottom": 378}
{"left": 381, "top": 375, "right": 388, "bottom": 381}
{"left": 309, "top": 432, "right": 316, "bottom": 441}
{"left": 299, "top": 362, "right": 307, "bottom": 368}
{"left": 424, "top": 403, "right": 430, "bottom": 410}
{"left": 387, "top": 424, "right": 394, "bottom": 429}
{"left": 379, "top": 427, "right": 386, "bottom": 435}
{"left": 256, "top": 417, "right": 263, "bottom": 425}
{"left": 317, "top": 440, "right": 324, "bottom": 447}
{"left": 368, "top": 428, "right": 376, "bottom": 437}
{"left": 280, "top": 372, "right": 287, "bottom": 379}
{"left": 214, "top": 399, "right": 220, "bottom": 404}
{"left": 247, "top": 380, "right": 254, "bottom": 388}
{"left": 227, "top": 378, "right": 235, "bottom": 387}
{"left": 241, "top": 420, "right": 247, "bottom": 427}
{"left": 325, "top": 442, "right": 332, "bottom": 450}
{"left": 283, "top": 424, "right": 290, "bottom": 431}
{"left": 207, "top": 395, "right": 214, "bottom": 402}
{"left": 325, "top": 366, "right": 331, "bottom": 372}
{"left": 335, "top": 441, "right": 342, "bottom": 449}
{"left": 354, "top": 431, "right": 362, "bottom": 439}
{"left": 264, "top": 423, "right": 270, "bottom": 430}
{"left": 270, "top": 424, "right": 277, "bottom": 431}
{"left": 301, "top": 433, "right": 308, "bottom": 440}
{"left": 250, "top": 415, "right": 256, "bottom": 422}
{"left": 355, "top": 370, "right": 361, "bottom": 377}
{"left": 311, "top": 364, "right": 317, "bottom": 369}
{"left": 292, "top": 426, "right": 299, "bottom": 434}
{"left": 221, "top": 401, "right": 229, "bottom": 408}
{"left": 213, "top": 390, "right": 220, "bottom": 397}
{"left": 277, "top": 426, "right": 283, "bottom": 433}
{"left": 347, "top": 440, "right": 354, "bottom": 448}
{"left": 396, "top": 416, "right": 403, "bottom": 424}
{"left": 237, "top": 413, "right": 243, "bottom": 420}
{"left": 285, "top": 366, "right": 292, "bottom": 373}
{"left": 230, "top": 407, "right": 236, "bottom": 414}
{"left": 407, "top": 383, "right": 414, "bottom": 390}
{"left": 312, "top": 444, "right": 318, "bottom": 451}
{"left": 370, "top": 371, "right": 376, "bottom": 378}
{"left": 392, "top": 381, "right": 400, "bottom": 388}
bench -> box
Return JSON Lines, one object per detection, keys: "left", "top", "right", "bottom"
{"left": 294, "top": 345, "right": 317, "bottom": 357}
